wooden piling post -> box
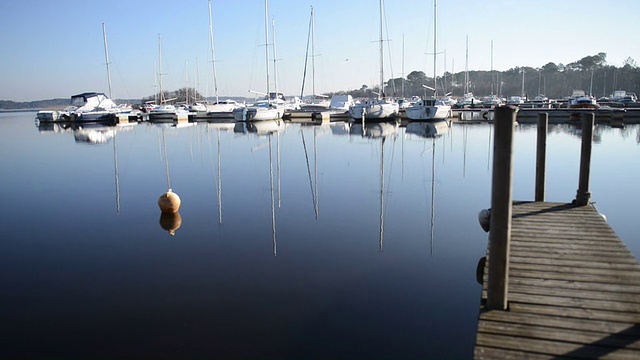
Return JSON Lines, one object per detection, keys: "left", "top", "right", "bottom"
{"left": 575, "top": 113, "right": 594, "bottom": 206}
{"left": 487, "top": 105, "right": 517, "bottom": 311}
{"left": 535, "top": 113, "right": 548, "bottom": 202}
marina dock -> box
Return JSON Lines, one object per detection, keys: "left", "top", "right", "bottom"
{"left": 475, "top": 201, "right": 640, "bottom": 359}
{"left": 475, "top": 108, "right": 640, "bottom": 359}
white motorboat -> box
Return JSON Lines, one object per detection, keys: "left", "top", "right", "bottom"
{"left": 456, "top": 92, "right": 480, "bottom": 108}
{"left": 233, "top": 95, "right": 284, "bottom": 121}
{"left": 568, "top": 90, "right": 598, "bottom": 109}
{"left": 36, "top": 92, "right": 125, "bottom": 122}
{"left": 349, "top": 98, "right": 399, "bottom": 120}
{"left": 206, "top": 99, "right": 243, "bottom": 113}
{"left": 569, "top": 96, "right": 599, "bottom": 109}
{"left": 405, "top": 98, "right": 451, "bottom": 120}
{"left": 189, "top": 102, "right": 208, "bottom": 112}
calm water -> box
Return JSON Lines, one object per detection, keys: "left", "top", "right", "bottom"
{"left": 1, "top": 111, "right": 639, "bottom": 358}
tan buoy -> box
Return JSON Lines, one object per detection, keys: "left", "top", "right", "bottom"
{"left": 159, "top": 211, "right": 182, "bottom": 236}
{"left": 158, "top": 188, "right": 181, "bottom": 213}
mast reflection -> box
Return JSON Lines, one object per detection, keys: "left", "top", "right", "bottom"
{"left": 405, "top": 119, "right": 450, "bottom": 254}
{"left": 351, "top": 120, "right": 399, "bottom": 251}
{"left": 242, "top": 119, "right": 283, "bottom": 256}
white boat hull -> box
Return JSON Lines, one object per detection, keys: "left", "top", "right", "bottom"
{"left": 349, "top": 102, "right": 399, "bottom": 120}
{"left": 233, "top": 106, "right": 283, "bottom": 121}
{"left": 405, "top": 104, "right": 451, "bottom": 120}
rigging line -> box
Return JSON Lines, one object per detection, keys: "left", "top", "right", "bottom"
{"left": 112, "top": 60, "right": 132, "bottom": 99}
{"left": 382, "top": 1, "right": 396, "bottom": 95}
{"left": 300, "top": 128, "right": 318, "bottom": 218}
{"left": 300, "top": 7, "right": 312, "bottom": 99}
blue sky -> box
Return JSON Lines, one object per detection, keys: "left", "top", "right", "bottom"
{"left": 1, "top": 0, "right": 638, "bottom": 101}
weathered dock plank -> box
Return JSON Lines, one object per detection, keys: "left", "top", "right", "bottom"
{"left": 475, "top": 201, "right": 640, "bottom": 359}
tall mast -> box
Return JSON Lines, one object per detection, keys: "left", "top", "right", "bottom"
{"left": 185, "top": 60, "right": 189, "bottom": 104}
{"left": 208, "top": 0, "right": 219, "bottom": 103}
{"left": 379, "top": 0, "right": 384, "bottom": 98}
{"left": 521, "top": 68, "right": 525, "bottom": 97}
{"left": 158, "top": 34, "right": 164, "bottom": 103}
{"left": 433, "top": 0, "right": 437, "bottom": 96}
{"left": 153, "top": 61, "right": 157, "bottom": 104}
{"left": 102, "top": 22, "right": 113, "bottom": 99}
{"left": 464, "top": 35, "right": 469, "bottom": 94}
{"left": 264, "top": 0, "right": 271, "bottom": 96}
{"left": 491, "top": 39, "right": 494, "bottom": 95}
{"left": 443, "top": 49, "right": 447, "bottom": 94}
{"left": 195, "top": 56, "right": 200, "bottom": 102}
{"left": 272, "top": 18, "right": 279, "bottom": 97}
{"left": 401, "top": 33, "right": 405, "bottom": 98}
{"left": 311, "top": 6, "right": 316, "bottom": 99}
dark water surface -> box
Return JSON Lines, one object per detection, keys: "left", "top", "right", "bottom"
{"left": 1, "top": 112, "right": 638, "bottom": 358}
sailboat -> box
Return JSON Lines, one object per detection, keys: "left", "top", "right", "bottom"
{"left": 405, "top": 0, "right": 451, "bottom": 121}
{"left": 233, "top": 0, "right": 284, "bottom": 122}
{"left": 348, "top": 0, "right": 399, "bottom": 121}
{"left": 299, "top": 6, "right": 329, "bottom": 111}
{"left": 204, "top": 0, "right": 244, "bottom": 118}
{"left": 149, "top": 34, "right": 182, "bottom": 122}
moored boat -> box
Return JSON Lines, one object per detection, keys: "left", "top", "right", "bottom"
{"left": 36, "top": 92, "right": 126, "bottom": 122}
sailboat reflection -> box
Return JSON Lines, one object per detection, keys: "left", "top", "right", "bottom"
{"left": 36, "top": 122, "right": 71, "bottom": 134}
{"left": 206, "top": 122, "right": 236, "bottom": 226}
{"left": 74, "top": 125, "right": 116, "bottom": 144}
{"left": 238, "top": 119, "right": 283, "bottom": 255}
{"left": 247, "top": 119, "right": 285, "bottom": 134}
{"left": 405, "top": 121, "right": 443, "bottom": 254}
{"left": 350, "top": 120, "right": 399, "bottom": 139}
{"left": 405, "top": 119, "right": 450, "bottom": 138}
{"left": 300, "top": 125, "right": 320, "bottom": 219}
{"left": 350, "top": 120, "right": 399, "bottom": 251}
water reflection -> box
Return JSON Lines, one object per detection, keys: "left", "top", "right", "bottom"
{"left": 15, "top": 112, "right": 640, "bottom": 358}
{"left": 159, "top": 211, "right": 182, "bottom": 236}
{"left": 247, "top": 119, "right": 285, "bottom": 134}
{"left": 405, "top": 119, "right": 451, "bottom": 138}
{"left": 350, "top": 120, "right": 399, "bottom": 138}
{"left": 236, "top": 120, "right": 284, "bottom": 255}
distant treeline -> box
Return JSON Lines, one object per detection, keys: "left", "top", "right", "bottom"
{"left": 0, "top": 98, "right": 68, "bottom": 110}
{"left": 339, "top": 53, "right": 640, "bottom": 100}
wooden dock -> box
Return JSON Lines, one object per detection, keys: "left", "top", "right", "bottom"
{"left": 475, "top": 108, "right": 640, "bottom": 359}
{"left": 475, "top": 201, "right": 640, "bottom": 359}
